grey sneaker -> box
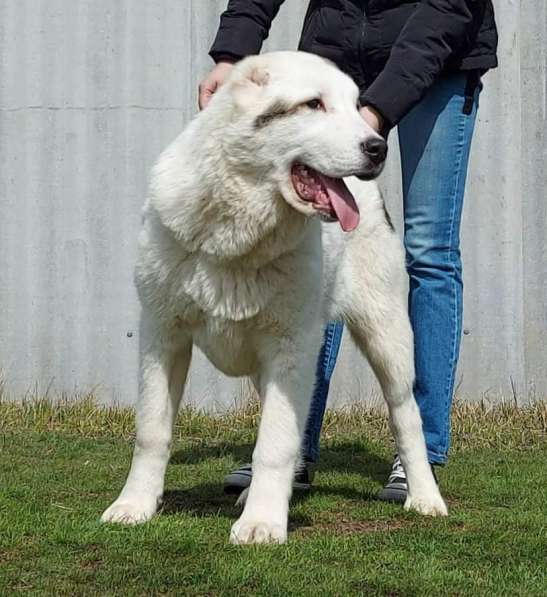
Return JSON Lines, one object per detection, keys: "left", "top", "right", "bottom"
{"left": 377, "top": 455, "right": 439, "bottom": 504}
{"left": 223, "top": 461, "right": 315, "bottom": 495}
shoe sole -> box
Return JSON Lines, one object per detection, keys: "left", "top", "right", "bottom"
{"left": 376, "top": 486, "right": 407, "bottom": 504}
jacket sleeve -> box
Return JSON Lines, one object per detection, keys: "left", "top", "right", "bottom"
{"left": 209, "top": 0, "right": 286, "bottom": 62}
{"left": 360, "top": 0, "right": 482, "bottom": 128}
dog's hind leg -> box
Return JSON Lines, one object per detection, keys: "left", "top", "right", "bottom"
{"left": 101, "top": 330, "right": 192, "bottom": 525}
{"left": 230, "top": 336, "right": 318, "bottom": 545}
{"left": 341, "top": 230, "right": 447, "bottom": 517}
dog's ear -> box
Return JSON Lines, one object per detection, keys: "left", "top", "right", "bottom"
{"left": 248, "top": 67, "right": 270, "bottom": 87}
{"left": 230, "top": 63, "right": 271, "bottom": 109}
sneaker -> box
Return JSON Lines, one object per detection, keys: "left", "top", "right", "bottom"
{"left": 223, "top": 461, "right": 315, "bottom": 495}
{"left": 377, "top": 455, "right": 439, "bottom": 504}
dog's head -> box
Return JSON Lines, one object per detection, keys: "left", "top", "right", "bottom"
{"left": 215, "top": 52, "right": 387, "bottom": 232}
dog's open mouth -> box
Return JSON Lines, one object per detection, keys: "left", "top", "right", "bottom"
{"left": 290, "top": 163, "right": 360, "bottom": 232}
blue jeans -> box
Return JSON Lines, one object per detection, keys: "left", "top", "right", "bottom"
{"left": 302, "top": 73, "right": 480, "bottom": 466}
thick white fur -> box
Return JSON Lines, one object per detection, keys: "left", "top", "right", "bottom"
{"left": 101, "top": 52, "right": 447, "bottom": 543}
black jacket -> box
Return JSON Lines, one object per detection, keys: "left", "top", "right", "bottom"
{"left": 210, "top": 0, "right": 498, "bottom": 128}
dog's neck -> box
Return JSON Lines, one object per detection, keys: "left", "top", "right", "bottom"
{"left": 150, "top": 109, "right": 312, "bottom": 270}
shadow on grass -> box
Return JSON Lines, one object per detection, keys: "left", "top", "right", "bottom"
{"left": 161, "top": 484, "right": 314, "bottom": 529}
{"left": 167, "top": 440, "right": 392, "bottom": 514}
{"left": 171, "top": 440, "right": 390, "bottom": 481}
{"left": 161, "top": 484, "right": 239, "bottom": 519}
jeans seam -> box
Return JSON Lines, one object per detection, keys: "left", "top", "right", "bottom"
{"left": 442, "top": 106, "right": 467, "bottom": 457}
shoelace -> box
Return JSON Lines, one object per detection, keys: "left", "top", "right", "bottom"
{"left": 387, "top": 455, "right": 406, "bottom": 483}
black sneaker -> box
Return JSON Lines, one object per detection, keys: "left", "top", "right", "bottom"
{"left": 377, "top": 455, "right": 439, "bottom": 504}
{"left": 223, "top": 461, "right": 315, "bottom": 495}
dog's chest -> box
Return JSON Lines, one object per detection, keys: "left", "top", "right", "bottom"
{"left": 137, "top": 232, "right": 310, "bottom": 324}
{"left": 191, "top": 318, "right": 261, "bottom": 376}
{"left": 139, "top": 249, "right": 270, "bottom": 320}
{"left": 137, "top": 221, "right": 324, "bottom": 376}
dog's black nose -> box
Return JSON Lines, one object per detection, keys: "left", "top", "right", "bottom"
{"left": 361, "top": 137, "right": 387, "bottom": 164}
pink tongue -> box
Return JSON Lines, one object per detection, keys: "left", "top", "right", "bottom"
{"left": 317, "top": 174, "right": 360, "bottom": 232}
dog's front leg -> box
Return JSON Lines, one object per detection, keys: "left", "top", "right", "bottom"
{"left": 344, "top": 282, "right": 448, "bottom": 516}
{"left": 102, "top": 335, "right": 192, "bottom": 525}
{"left": 230, "top": 340, "right": 317, "bottom": 545}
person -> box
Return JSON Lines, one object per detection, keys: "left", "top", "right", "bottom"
{"left": 199, "top": 0, "right": 498, "bottom": 503}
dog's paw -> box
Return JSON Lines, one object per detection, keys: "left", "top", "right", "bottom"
{"left": 101, "top": 498, "right": 157, "bottom": 525}
{"left": 404, "top": 492, "right": 448, "bottom": 517}
{"left": 230, "top": 517, "right": 287, "bottom": 545}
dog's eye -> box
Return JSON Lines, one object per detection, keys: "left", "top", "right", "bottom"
{"left": 306, "top": 99, "right": 323, "bottom": 110}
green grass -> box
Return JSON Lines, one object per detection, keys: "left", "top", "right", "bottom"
{"left": 1, "top": 397, "right": 546, "bottom": 596}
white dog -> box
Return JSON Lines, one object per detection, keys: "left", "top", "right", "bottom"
{"left": 102, "top": 51, "right": 447, "bottom": 544}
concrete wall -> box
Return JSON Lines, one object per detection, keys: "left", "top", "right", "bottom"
{"left": 1, "top": 0, "right": 545, "bottom": 408}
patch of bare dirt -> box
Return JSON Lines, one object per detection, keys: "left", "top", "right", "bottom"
{"left": 295, "top": 513, "right": 413, "bottom": 536}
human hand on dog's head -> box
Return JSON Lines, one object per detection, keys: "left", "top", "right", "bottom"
{"left": 198, "top": 59, "right": 236, "bottom": 110}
